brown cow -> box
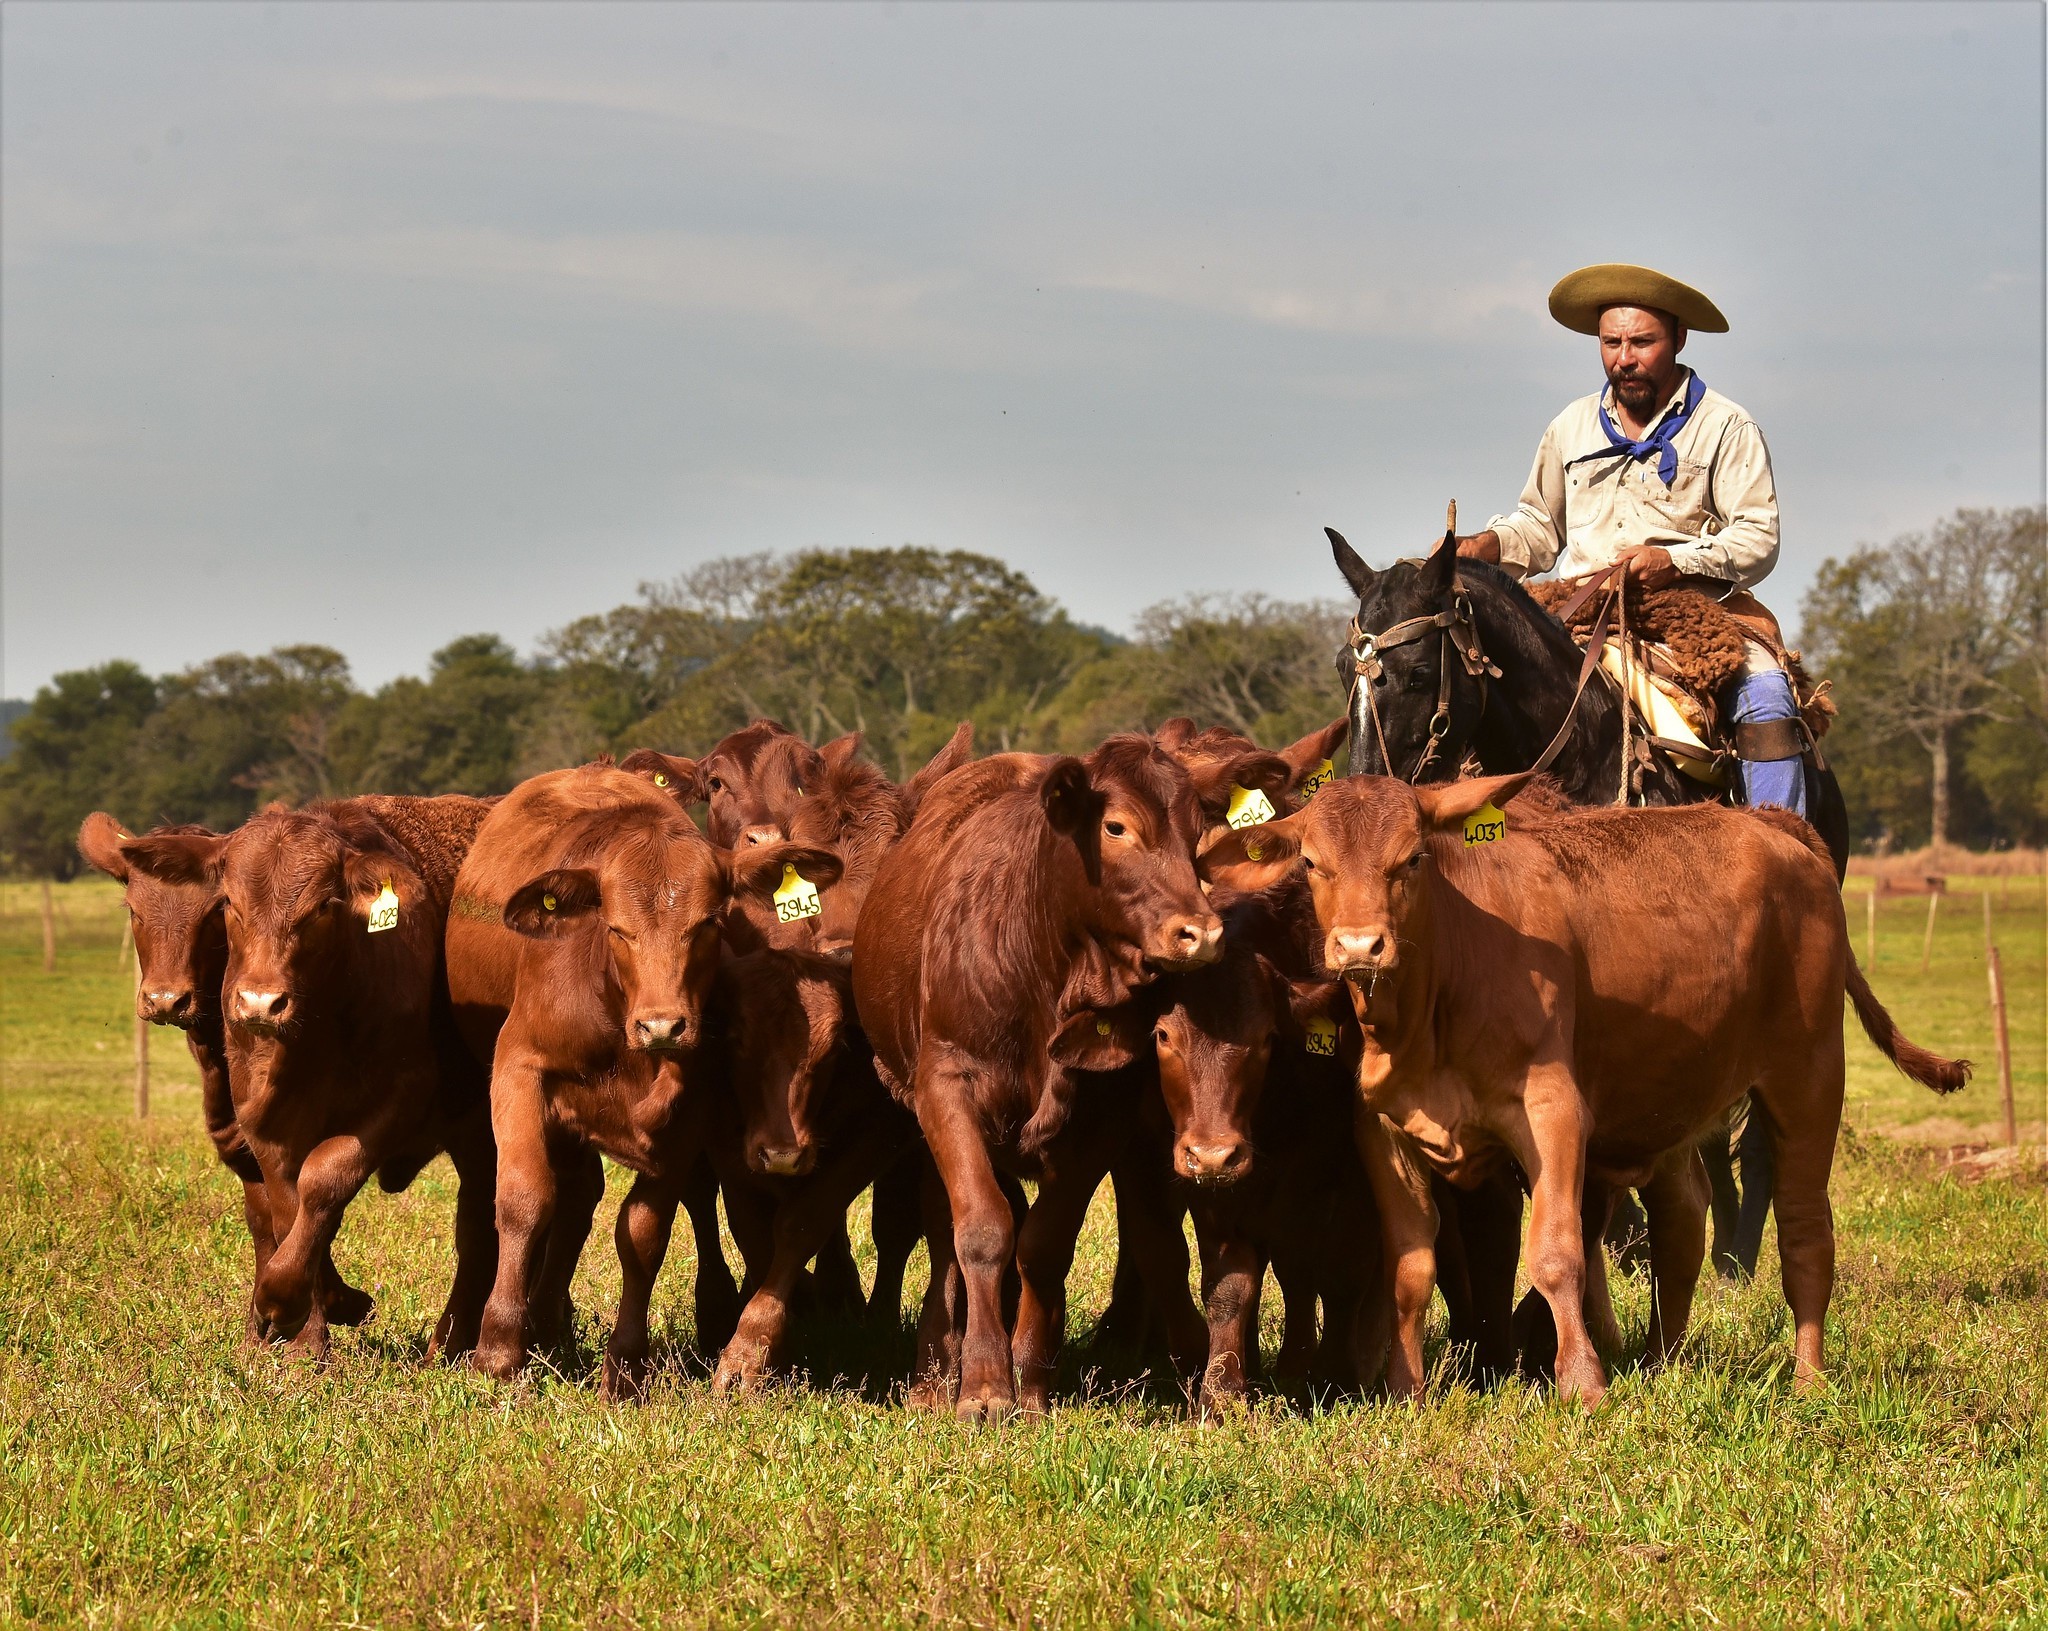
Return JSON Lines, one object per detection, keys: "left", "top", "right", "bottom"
{"left": 1202, "top": 775, "right": 1969, "bottom": 1404}
{"left": 117, "top": 795, "right": 498, "bottom": 1362}
{"left": 854, "top": 734, "right": 1291, "bottom": 1418}
{"left": 78, "top": 812, "right": 373, "bottom": 1342}
{"left": 443, "top": 762, "right": 838, "bottom": 1393}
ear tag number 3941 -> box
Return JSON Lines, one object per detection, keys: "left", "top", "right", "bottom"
{"left": 774, "top": 863, "right": 822, "bottom": 924}
{"left": 1463, "top": 802, "right": 1507, "bottom": 848}
{"left": 366, "top": 881, "right": 400, "bottom": 934}
{"left": 1226, "top": 784, "right": 1277, "bottom": 830}
{"left": 1305, "top": 1015, "right": 1338, "bottom": 1057}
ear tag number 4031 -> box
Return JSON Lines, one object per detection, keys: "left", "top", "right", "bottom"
{"left": 1226, "top": 784, "right": 1276, "bottom": 830}
{"left": 774, "top": 863, "right": 822, "bottom": 924}
{"left": 1463, "top": 802, "right": 1507, "bottom": 848}
{"left": 366, "top": 881, "right": 400, "bottom": 934}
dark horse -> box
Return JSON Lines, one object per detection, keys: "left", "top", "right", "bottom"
{"left": 1325, "top": 526, "right": 1850, "bottom": 1285}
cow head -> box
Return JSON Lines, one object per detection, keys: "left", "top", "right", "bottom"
{"left": 79, "top": 812, "right": 227, "bottom": 1028}
{"left": 1158, "top": 717, "right": 1347, "bottom": 823}
{"left": 503, "top": 809, "right": 841, "bottom": 1054}
{"left": 716, "top": 946, "right": 856, "bottom": 1177}
{"left": 1039, "top": 733, "right": 1230, "bottom": 971}
{"left": 695, "top": 720, "right": 825, "bottom": 848}
{"left": 618, "top": 749, "right": 700, "bottom": 809}
{"left": 1199, "top": 773, "right": 1528, "bottom": 1010}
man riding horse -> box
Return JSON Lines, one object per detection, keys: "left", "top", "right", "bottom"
{"left": 1449, "top": 262, "right": 1808, "bottom": 818}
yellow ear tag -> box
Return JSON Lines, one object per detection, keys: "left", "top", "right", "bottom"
{"left": 542, "top": 893, "right": 558, "bottom": 912}
{"left": 652, "top": 772, "right": 669, "bottom": 788}
{"left": 1243, "top": 838, "right": 1264, "bottom": 862}
{"left": 1305, "top": 1015, "right": 1338, "bottom": 1057}
{"left": 1226, "top": 785, "right": 1276, "bottom": 829}
{"left": 1095, "top": 1017, "right": 1112, "bottom": 1037}
{"left": 366, "top": 881, "right": 400, "bottom": 934}
{"left": 773, "top": 863, "right": 822, "bottom": 924}
{"left": 1299, "top": 759, "right": 1336, "bottom": 800}
{"left": 1463, "top": 802, "right": 1507, "bottom": 847}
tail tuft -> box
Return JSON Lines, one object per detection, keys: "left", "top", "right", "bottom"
{"left": 1846, "top": 958, "right": 1971, "bottom": 1095}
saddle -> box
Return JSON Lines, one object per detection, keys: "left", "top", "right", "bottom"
{"left": 1526, "top": 575, "right": 1835, "bottom": 789}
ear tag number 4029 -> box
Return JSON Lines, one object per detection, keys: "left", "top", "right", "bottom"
{"left": 366, "top": 881, "right": 400, "bottom": 934}
{"left": 774, "top": 864, "right": 822, "bottom": 924}
{"left": 1226, "top": 784, "right": 1277, "bottom": 830}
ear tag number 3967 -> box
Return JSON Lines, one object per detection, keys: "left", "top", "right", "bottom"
{"left": 1226, "top": 784, "right": 1277, "bottom": 829}
{"left": 774, "top": 864, "right": 822, "bottom": 924}
{"left": 366, "top": 882, "right": 400, "bottom": 934}
{"left": 1463, "top": 802, "right": 1507, "bottom": 847}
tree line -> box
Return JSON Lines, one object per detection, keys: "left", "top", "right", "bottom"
{"left": 2, "top": 508, "right": 2040, "bottom": 875}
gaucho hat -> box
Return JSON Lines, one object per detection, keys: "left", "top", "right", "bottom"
{"left": 1548, "top": 264, "right": 1729, "bottom": 335}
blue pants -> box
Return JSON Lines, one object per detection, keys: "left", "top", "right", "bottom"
{"left": 1728, "top": 668, "right": 1806, "bottom": 818}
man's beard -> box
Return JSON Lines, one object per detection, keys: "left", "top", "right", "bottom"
{"left": 1610, "top": 372, "right": 1660, "bottom": 416}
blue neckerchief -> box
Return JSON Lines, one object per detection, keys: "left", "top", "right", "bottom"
{"left": 1566, "top": 370, "right": 1704, "bottom": 488}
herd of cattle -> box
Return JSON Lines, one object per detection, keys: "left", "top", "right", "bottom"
{"left": 80, "top": 712, "right": 1966, "bottom": 1416}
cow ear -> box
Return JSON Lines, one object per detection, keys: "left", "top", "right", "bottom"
{"left": 1038, "top": 756, "right": 1103, "bottom": 838}
{"left": 1417, "top": 529, "right": 1459, "bottom": 596}
{"left": 1153, "top": 716, "right": 1198, "bottom": 753}
{"left": 819, "top": 733, "right": 864, "bottom": 773}
{"left": 1414, "top": 772, "right": 1532, "bottom": 833}
{"left": 119, "top": 830, "right": 226, "bottom": 887}
{"left": 1280, "top": 972, "right": 1347, "bottom": 1045}
{"left": 901, "top": 721, "right": 973, "bottom": 817}
{"left": 504, "top": 869, "right": 603, "bottom": 937}
{"left": 1047, "top": 1004, "right": 1150, "bottom": 1072}
{"left": 727, "top": 841, "right": 844, "bottom": 900}
{"left": 1328, "top": 527, "right": 1375, "bottom": 598}
{"left": 78, "top": 812, "right": 136, "bottom": 881}
{"left": 1279, "top": 719, "right": 1349, "bottom": 797}
{"left": 340, "top": 851, "right": 416, "bottom": 920}
{"left": 1198, "top": 808, "right": 1307, "bottom": 893}
{"left": 620, "top": 749, "right": 700, "bottom": 802}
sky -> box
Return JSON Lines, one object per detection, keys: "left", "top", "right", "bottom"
{"left": 3, "top": 1, "right": 2043, "bottom": 698}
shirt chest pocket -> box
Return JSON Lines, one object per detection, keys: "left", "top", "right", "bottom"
{"left": 1637, "top": 456, "right": 1712, "bottom": 530}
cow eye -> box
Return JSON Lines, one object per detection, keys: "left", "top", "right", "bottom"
{"left": 1406, "top": 852, "right": 1427, "bottom": 872}
{"left": 708, "top": 776, "right": 724, "bottom": 793}
{"left": 1301, "top": 853, "right": 1317, "bottom": 872}
{"left": 1153, "top": 1026, "right": 1170, "bottom": 1045}
{"left": 1104, "top": 820, "right": 1127, "bottom": 839}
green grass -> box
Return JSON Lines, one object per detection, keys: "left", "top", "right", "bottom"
{"left": 3, "top": 879, "right": 2045, "bottom": 1627}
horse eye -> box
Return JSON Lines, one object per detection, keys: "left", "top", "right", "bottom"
{"left": 1406, "top": 669, "right": 1434, "bottom": 692}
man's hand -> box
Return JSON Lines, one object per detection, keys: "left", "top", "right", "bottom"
{"left": 1620, "top": 544, "right": 1680, "bottom": 589}
{"left": 1454, "top": 530, "right": 1501, "bottom": 563}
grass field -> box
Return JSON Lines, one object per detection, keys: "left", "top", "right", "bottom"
{"left": 3, "top": 877, "right": 2045, "bottom": 1627}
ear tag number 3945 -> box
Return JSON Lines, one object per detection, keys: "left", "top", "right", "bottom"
{"left": 774, "top": 863, "right": 822, "bottom": 924}
{"left": 1463, "top": 802, "right": 1507, "bottom": 848}
{"left": 1226, "top": 784, "right": 1277, "bottom": 829}
{"left": 366, "top": 881, "right": 400, "bottom": 934}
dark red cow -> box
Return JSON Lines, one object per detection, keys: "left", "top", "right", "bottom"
{"left": 78, "top": 812, "right": 373, "bottom": 1342}
{"left": 116, "top": 795, "right": 498, "bottom": 1362}
{"left": 853, "top": 734, "right": 1291, "bottom": 1417}
{"left": 444, "top": 762, "right": 838, "bottom": 1394}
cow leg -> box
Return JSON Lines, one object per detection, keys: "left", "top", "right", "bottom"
{"left": 867, "top": 1148, "right": 923, "bottom": 1329}
{"left": 474, "top": 1060, "right": 556, "bottom": 1381}
{"left": 253, "top": 1131, "right": 381, "bottom": 1357}
{"left": 908, "top": 1153, "right": 965, "bottom": 1411}
{"left": 915, "top": 1071, "right": 1016, "bottom": 1421}
{"left": 527, "top": 1142, "right": 603, "bottom": 1356}
{"left": 1011, "top": 1163, "right": 1107, "bottom": 1414}
{"left": 1449, "top": 1174, "right": 1523, "bottom": 1386}
{"left": 810, "top": 1214, "right": 866, "bottom": 1320}
{"left": 1269, "top": 1234, "right": 1318, "bottom": 1392}
{"left": 1755, "top": 1041, "right": 1843, "bottom": 1389}
{"left": 682, "top": 1157, "right": 741, "bottom": 1355}
{"left": 1319, "top": 1180, "right": 1385, "bottom": 1395}
{"left": 1732, "top": 1094, "right": 1778, "bottom": 1279}
{"left": 1579, "top": 1178, "right": 1626, "bottom": 1359}
{"left": 1642, "top": 1145, "right": 1711, "bottom": 1369}
{"left": 1354, "top": 1109, "right": 1439, "bottom": 1399}
{"left": 1512, "top": 1073, "right": 1606, "bottom": 1407}
{"left": 1196, "top": 1229, "right": 1264, "bottom": 1416}
{"left": 603, "top": 1171, "right": 680, "bottom": 1402}
{"left": 425, "top": 1117, "right": 498, "bottom": 1362}
{"left": 1107, "top": 1150, "right": 1208, "bottom": 1377}
{"left": 1700, "top": 1112, "right": 1743, "bottom": 1279}
{"left": 236, "top": 1178, "right": 282, "bottom": 1345}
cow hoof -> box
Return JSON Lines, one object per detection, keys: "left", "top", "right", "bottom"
{"left": 599, "top": 1356, "right": 649, "bottom": 1404}
{"left": 472, "top": 1342, "right": 525, "bottom": 1383}
{"left": 1198, "top": 1387, "right": 1249, "bottom": 1423}
{"left": 905, "top": 1376, "right": 952, "bottom": 1413}
{"left": 284, "top": 1324, "right": 332, "bottom": 1367}
{"left": 323, "top": 1283, "right": 376, "bottom": 1327}
{"left": 712, "top": 1348, "right": 769, "bottom": 1397}
{"left": 954, "top": 1389, "right": 1016, "bottom": 1424}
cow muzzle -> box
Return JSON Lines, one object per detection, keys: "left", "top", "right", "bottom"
{"left": 1327, "top": 927, "right": 1397, "bottom": 980}
{"left": 1150, "top": 913, "right": 1225, "bottom": 969}
{"left": 630, "top": 1012, "right": 695, "bottom": 1052}
{"left": 139, "top": 988, "right": 197, "bottom": 1028}
{"left": 748, "top": 1139, "right": 816, "bottom": 1178}
{"left": 232, "top": 989, "right": 291, "bottom": 1030}
{"left": 1177, "top": 1138, "right": 1251, "bottom": 1185}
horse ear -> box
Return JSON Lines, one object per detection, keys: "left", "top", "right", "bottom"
{"left": 1417, "top": 529, "right": 1458, "bottom": 595}
{"left": 1327, "top": 528, "right": 1374, "bottom": 599}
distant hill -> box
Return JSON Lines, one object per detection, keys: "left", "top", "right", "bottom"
{"left": 0, "top": 699, "right": 26, "bottom": 762}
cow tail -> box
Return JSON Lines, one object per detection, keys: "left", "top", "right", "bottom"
{"left": 1845, "top": 958, "right": 1971, "bottom": 1095}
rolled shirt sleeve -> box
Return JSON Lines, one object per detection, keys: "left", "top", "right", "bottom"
{"left": 1661, "top": 414, "right": 1779, "bottom": 588}
{"left": 1487, "top": 419, "right": 1567, "bottom": 578}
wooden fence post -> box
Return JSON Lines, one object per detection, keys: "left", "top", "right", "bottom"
{"left": 1920, "top": 891, "right": 1940, "bottom": 975}
{"left": 133, "top": 948, "right": 150, "bottom": 1121}
{"left": 40, "top": 879, "right": 56, "bottom": 974}
{"left": 115, "top": 911, "right": 133, "bottom": 970}
{"left": 1986, "top": 944, "right": 2015, "bottom": 1147}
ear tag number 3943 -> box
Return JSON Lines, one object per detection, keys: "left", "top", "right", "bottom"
{"left": 774, "top": 863, "right": 822, "bottom": 924}
{"left": 366, "top": 881, "right": 400, "bottom": 934}
{"left": 1305, "top": 1015, "right": 1338, "bottom": 1057}
{"left": 1463, "top": 802, "right": 1507, "bottom": 848}
{"left": 1226, "top": 784, "right": 1277, "bottom": 830}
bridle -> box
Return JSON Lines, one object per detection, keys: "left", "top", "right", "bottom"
{"left": 1345, "top": 586, "right": 1499, "bottom": 783}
